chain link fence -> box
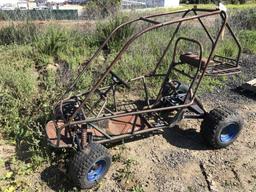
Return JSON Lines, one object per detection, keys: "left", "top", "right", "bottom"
{"left": 0, "top": 9, "right": 78, "bottom": 20}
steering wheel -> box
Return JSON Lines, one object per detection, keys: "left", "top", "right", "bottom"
{"left": 110, "top": 71, "right": 130, "bottom": 89}
{"left": 162, "top": 80, "right": 184, "bottom": 96}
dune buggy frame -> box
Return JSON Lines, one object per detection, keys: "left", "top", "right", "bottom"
{"left": 45, "top": 6, "right": 244, "bottom": 189}
{"left": 46, "top": 7, "right": 241, "bottom": 149}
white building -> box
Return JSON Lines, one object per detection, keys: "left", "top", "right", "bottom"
{"left": 164, "top": 0, "right": 179, "bottom": 7}
{"left": 0, "top": 0, "right": 29, "bottom": 10}
{"left": 67, "top": 0, "right": 87, "bottom": 3}
{"left": 122, "top": 0, "right": 180, "bottom": 9}
{"left": 0, "top": 0, "right": 18, "bottom": 6}
{"left": 46, "top": 0, "right": 66, "bottom": 3}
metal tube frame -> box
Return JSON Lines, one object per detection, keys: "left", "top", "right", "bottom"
{"left": 51, "top": 8, "right": 241, "bottom": 146}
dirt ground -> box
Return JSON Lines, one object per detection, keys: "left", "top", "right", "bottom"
{"left": 0, "top": 54, "right": 255, "bottom": 192}
{"left": 94, "top": 54, "right": 256, "bottom": 192}
{"left": 100, "top": 102, "right": 256, "bottom": 192}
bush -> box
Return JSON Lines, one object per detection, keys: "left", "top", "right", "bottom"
{"left": 82, "top": 0, "right": 121, "bottom": 19}
{"left": 230, "top": 8, "right": 256, "bottom": 30}
{"left": 34, "top": 26, "right": 91, "bottom": 69}
{"left": 35, "top": 26, "right": 70, "bottom": 57}
{"left": 239, "top": 30, "right": 256, "bottom": 54}
{"left": 0, "top": 25, "right": 93, "bottom": 167}
{"left": 0, "top": 45, "right": 40, "bottom": 145}
{"left": 0, "top": 23, "right": 37, "bottom": 45}
{"left": 94, "top": 14, "right": 134, "bottom": 51}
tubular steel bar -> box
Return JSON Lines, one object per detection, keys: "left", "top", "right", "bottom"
{"left": 154, "top": 36, "right": 203, "bottom": 105}
{"left": 95, "top": 124, "right": 172, "bottom": 144}
{"left": 192, "top": 11, "right": 227, "bottom": 95}
{"left": 139, "top": 17, "right": 161, "bottom": 24}
{"left": 173, "top": 37, "right": 203, "bottom": 104}
{"left": 58, "top": 9, "right": 190, "bottom": 102}
{"left": 193, "top": 8, "right": 219, "bottom": 12}
{"left": 47, "top": 7, "right": 243, "bottom": 149}
{"left": 68, "top": 100, "right": 194, "bottom": 126}
{"left": 192, "top": 9, "right": 215, "bottom": 46}
{"left": 145, "top": 9, "right": 190, "bottom": 18}
{"left": 225, "top": 22, "right": 242, "bottom": 65}
{"left": 59, "top": 8, "right": 222, "bottom": 102}
{"left": 67, "top": 10, "right": 223, "bottom": 124}
{"left": 152, "top": 9, "right": 191, "bottom": 74}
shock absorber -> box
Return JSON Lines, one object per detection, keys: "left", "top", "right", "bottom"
{"left": 81, "top": 126, "right": 88, "bottom": 149}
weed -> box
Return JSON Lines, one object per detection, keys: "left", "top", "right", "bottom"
{"left": 94, "top": 14, "right": 134, "bottom": 51}
{"left": 82, "top": 0, "right": 121, "bottom": 19}
{"left": 230, "top": 8, "right": 256, "bottom": 30}
{"left": 132, "top": 185, "right": 145, "bottom": 192}
{"left": 35, "top": 26, "right": 69, "bottom": 57}
{"left": 115, "top": 158, "right": 137, "bottom": 189}
{"left": 0, "top": 23, "right": 37, "bottom": 45}
{"left": 239, "top": 30, "right": 256, "bottom": 54}
{"left": 0, "top": 156, "right": 35, "bottom": 192}
{"left": 112, "top": 145, "right": 126, "bottom": 162}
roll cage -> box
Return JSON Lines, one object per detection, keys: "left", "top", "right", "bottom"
{"left": 47, "top": 7, "right": 242, "bottom": 148}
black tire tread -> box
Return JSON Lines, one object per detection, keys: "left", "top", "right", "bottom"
{"left": 69, "top": 143, "right": 111, "bottom": 189}
{"left": 201, "top": 106, "right": 242, "bottom": 149}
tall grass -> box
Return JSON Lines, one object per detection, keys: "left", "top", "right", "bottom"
{"left": 230, "top": 8, "right": 256, "bottom": 30}
{"left": 93, "top": 14, "right": 135, "bottom": 51}
{"left": 239, "top": 30, "right": 256, "bottom": 54}
{"left": 0, "top": 24, "right": 92, "bottom": 169}
{"left": 0, "top": 23, "right": 37, "bottom": 45}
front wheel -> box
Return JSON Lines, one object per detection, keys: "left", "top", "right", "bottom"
{"left": 201, "top": 106, "right": 243, "bottom": 149}
{"left": 69, "top": 143, "right": 112, "bottom": 189}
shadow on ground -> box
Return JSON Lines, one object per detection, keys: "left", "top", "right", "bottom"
{"left": 234, "top": 87, "right": 256, "bottom": 101}
{"left": 163, "top": 125, "right": 210, "bottom": 151}
{"left": 106, "top": 125, "right": 210, "bottom": 151}
{"left": 41, "top": 164, "right": 75, "bottom": 191}
{"left": 40, "top": 124, "right": 210, "bottom": 191}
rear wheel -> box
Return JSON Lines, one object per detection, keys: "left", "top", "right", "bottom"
{"left": 69, "top": 143, "right": 112, "bottom": 189}
{"left": 201, "top": 106, "right": 243, "bottom": 149}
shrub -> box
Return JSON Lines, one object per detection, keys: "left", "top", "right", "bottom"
{"left": 94, "top": 14, "right": 134, "bottom": 51}
{"left": 239, "top": 30, "right": 256, "bottom": 54}
{"left": 0, "top": 23, "right": 37, "bottom": 45}
{"left": 230, "top": 8, "right": 256, "bottom": 30}
{"left": 35, "top": 26, "right": 70, "bottom": 57}
{"left": 0, "top": 45, "right": 38, "bottom": 139}
{"left": 188, "top": 0, "right": 248, "bottom": 3}
{"left": 82, "top": 0, "right": 121, "bottom": 19}
{"left": 34, "top": 26, "right": 91, "bottom": 70}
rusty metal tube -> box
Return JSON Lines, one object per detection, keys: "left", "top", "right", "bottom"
{"left": 67, "top": 10, "right": 222, "bottom": 123}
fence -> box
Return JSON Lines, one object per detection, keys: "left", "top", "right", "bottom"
{"left": 122, "top": 0, "right": 165, "bottom": 9}
{"left": 0, "top": 10, "right": 78, "bottom": 20}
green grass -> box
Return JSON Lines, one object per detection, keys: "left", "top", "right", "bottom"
{"left": 239, "top": 30, "right": 256, "bottom": 54}
{"left": 94, "top": 14, "right": 134, "bottom": 50}
{"left": 0, "top": 24, "right": 93, "bottom": 169}
{"left": 0, "top": 23, "right": 37, "bottom": 45}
